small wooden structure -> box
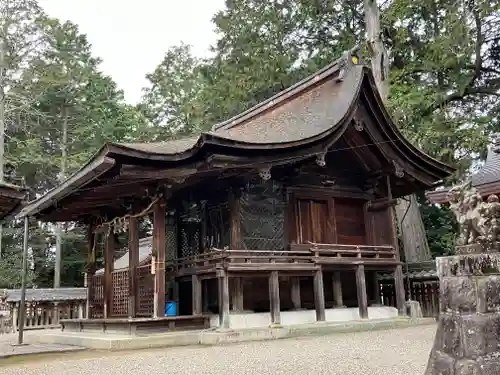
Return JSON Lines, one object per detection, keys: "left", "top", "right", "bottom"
{"left": 427, "top": 134, "right": 500, "bottom": 204}
{"left": 19, "top": 51, "right": 454, "bottom": 333}
{"left": 2, "top": 288, "right": 86, "bottom": 333}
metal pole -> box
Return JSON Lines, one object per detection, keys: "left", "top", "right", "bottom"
{"left": 17, "top": 216, "right": 29, "bottom": 345}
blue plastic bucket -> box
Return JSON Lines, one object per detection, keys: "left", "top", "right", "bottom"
{"left": 165, "top": 301, "right": 177, "bottom": 317}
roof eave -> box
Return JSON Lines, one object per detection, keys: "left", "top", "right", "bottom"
{"left": 18, "top": 155, "right": 116, "bottom": 218}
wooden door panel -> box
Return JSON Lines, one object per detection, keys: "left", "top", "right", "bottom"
{"left": 296, "top": 199, "right": 328, "bottom": 244}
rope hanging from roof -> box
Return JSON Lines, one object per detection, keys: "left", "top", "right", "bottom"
{"left": 94, "top": 194, "right": 163, "bottom": 236}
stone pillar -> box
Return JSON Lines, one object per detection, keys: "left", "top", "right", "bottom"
{"left": 332, "top": 271, "right": 344, "bottom": 307}
{"left": 425, "top": 253, "right": 500, "bottom": 374}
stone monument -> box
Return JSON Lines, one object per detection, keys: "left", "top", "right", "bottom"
{"left": 425, "top": 181, "right": 500, "bottom": 374}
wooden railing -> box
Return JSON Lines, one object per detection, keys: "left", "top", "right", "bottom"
{"left": 0, "top": 301, "right": 86, "bottom": 334}
{"left": 168, "top": 243, "right": 397, "bottom": 274}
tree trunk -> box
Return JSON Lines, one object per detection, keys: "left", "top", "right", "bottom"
{"left": 364, "top": 0, "right": 431, "bottom": 264}
{"left": 54, "top": 106, "right": 68, "bottom": 288}
{"left": 0, "top": 37, "right": 5, "bottom": 259}
{"left": 395, "top": 195, "right": 431, "bottom": 262}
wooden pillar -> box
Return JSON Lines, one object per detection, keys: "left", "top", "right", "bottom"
{"left": 229, "top": 188, "right": 241, "bottom": 250}
{"left": 269, "top": 271, "right": 281, "bottom": 325}
{"left": 372, "top": 271, "right": 382, "bottom": 305}
{"left": 52, "top": 302, "right": 59, "bottom": 325}
{"left": 202, "top": 280, "right": 209, "bottom": 313}
{"left": 291, "top": 277, "right": 301, "bottom": 310}
{"left": 217, "top": 268, "right": 230, "bottom": 329}
{"left": 394, "top": 265, "right": 406, "bottom": 315}
{"left": 356, "top": 264, "right": 368, "bottom": 319}
{"left": 153, "top": 200, "right": 166, "bottom": 318}
{"left": 332, "top": 271, "right": 344, "bottom": 307}
{"left": 103, "top": 229, "right": 114, "bottom": 319}
{"left": 231, "top": 277, "right": 244, "bottom": 312}
{"left": 192, "top": 274, "right": 202, "bottom": 315}
{"left": 313, "top": 269, "right": 326, "bottom": 321}
{"left": 128, "top": 216, "right": 139, "bottom": 318}
{"left": 85, "top": 224, "right": 96, "bottom": 319}
{"left": 12, "top": 303, "right": 18, "bottom": 332}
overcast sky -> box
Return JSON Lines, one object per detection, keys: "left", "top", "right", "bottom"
{"left": 38, "top": 0, "right": 226, "bottom": 104}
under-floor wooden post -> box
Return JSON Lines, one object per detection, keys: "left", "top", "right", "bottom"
{"left": 313, "top": 269, "right": 326, "bottom": 321}
{"left": 332, "top": 271, "right": 344, "bottom": 307}
{"left": 372, "top": 271, "right": 382, "bottom": 306}
{"left": 202, "top": 280, "right": 209, "bottom": 313}
{"left": 291, "top": 277, "right": 301, "bottom": 310}
{"left": 269, "top": 271, "right": 281, "bottom": 325}
{"left": 231, "top": 277, "right": 244, "bottom": 312}
{"left": 394, "top": 265, "right": 406, "bottom": 315}
{"left": 218, "top": 268, "right": 230, "bottom": 329}
{"left": 128, "top": 216, "right": 139, "bottom": 318}
{"left": 153, "top": 200, "right": 166, "bottom": 318}
{"left": 103, "top": 229, "right": 114, "bottom": 319}
{"left": 356, "top": 265, "right": 368, "bottom": 319}
{"left": 192, "top": 274, "right": 202, "bottom": 315}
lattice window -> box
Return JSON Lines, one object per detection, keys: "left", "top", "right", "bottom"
{"left": 90, "top": 275, "right": 103, "bottom": 318}
{"left": 166, "top": 221, "right": 177, "bottom": 262}
{"left": 178, "top": 201, "right": 202, "bottom": 258}
{"left": 137, "top": 265, "right": 153, "bottom": 316}
{"left": 112, "top": 270, "right": 129, "bottom": 317}
{"left": 241, "top": 180, "right": 286, "bottom": 250}
{"left": 206, "top": 202, "right": 230, "bottom": 249}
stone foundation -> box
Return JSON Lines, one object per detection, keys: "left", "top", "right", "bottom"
{"left": 425, "top": 253, "right": 500, "bottom": 375}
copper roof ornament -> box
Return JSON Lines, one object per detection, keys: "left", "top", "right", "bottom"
{"left": 447, "top": 179, "right": 500, "bottom": 253}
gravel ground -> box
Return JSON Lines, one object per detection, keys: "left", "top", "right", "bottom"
{"left": 2, "top": 324, "right": 436, "bottom": 375}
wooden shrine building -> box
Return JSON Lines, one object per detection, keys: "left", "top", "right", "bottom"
{"left": 427, "top": 133, "right": 500, "bottom": 204}
{"left": 19, "top": 51, "right": 454, "bottom": 333}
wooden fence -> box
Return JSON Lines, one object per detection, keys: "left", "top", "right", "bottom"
{"left": 379, "top": 278, "right": 439, "bottom": 318}
{"left": 0, "top": 301, "right": 86, "bottom": 335}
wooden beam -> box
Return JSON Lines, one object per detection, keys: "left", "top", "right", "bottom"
{"left": 333, "top": 271, "right": 344, "bottom": 307}
{"left": 153, "top": 200, "right": 166, "bottom": 318}
{"left": 218, "top": 268, "right": 230, "bottom": 329}
{"left": 356, "top": 264, "right": 368, "bottom": 319}
{"left": 128, "top": 216, "right": 139, "bottom": 318}
{"left": 119, "top": 165, "right": 197, "bottom": 180}
{"left": 394, "top": 265, "right": 406, "bottom": 315}
{"left": 269, "top": 271, "right": 281, "bottom": 325}
{"left": 313, "top": 269, "right": 326, "bottom": 321}
{"left": 103, "top": 230, "right": 114, "bottom": 319}
{"left": 192, "top": 274, "right": 202, "bottom": 315}
{"left": 291, "top": 277, "right": 301, "bottom": 310}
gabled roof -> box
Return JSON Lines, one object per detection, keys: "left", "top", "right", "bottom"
{"left": 3, "top": 287, "right": 86, "bottom": 303}
{"left": 427, "top": 134, "right": 500, "bottom": 204}
{"left": 18, "top": 50, "right": 454, "bottom": 221}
